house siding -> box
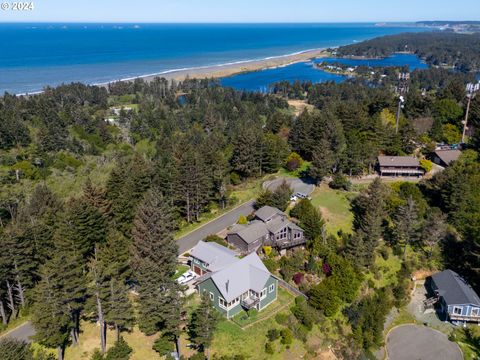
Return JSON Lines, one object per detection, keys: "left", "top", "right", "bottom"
{"left": 191, "top": 257, "right": 209, "bottom": 275}
{"left": 227, "top": 234, "right": 248, "bottom": 252}
{"left": 259, "top": 276, "right": 278, "bottom": 310}
{"left": 448, "top": 304, "right": 480, "bottom": 317}
{"left": 197, "top": 278, "right": 227, "bottom": 317}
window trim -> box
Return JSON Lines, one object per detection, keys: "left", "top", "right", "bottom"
{"left": 209, "top": 292, "right": 214, "bottom": 301}
{"left": 453, "top": 306, "right": 463, "bottom": 315}
{"left": 219, "top": 297, "right": 227, "bottom": 309}
{"left": 471, "top": 307, "right": 479, "bottom": 317}
{"left": 260, "top": 288, "right": 267, "bottom": 299}
{"left": 269, "top": 283, "right": 275, "bottom": 293}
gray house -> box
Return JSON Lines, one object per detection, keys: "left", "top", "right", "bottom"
{"left": 195, "top": 249, "right": 278, "bottom": 318}
{"left": 226, "top": 206, "right": 305, "bottom": 253}
{"left": 427, "top": 270, "right": 480, "bottom": 324}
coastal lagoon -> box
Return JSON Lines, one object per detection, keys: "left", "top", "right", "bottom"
{"left": 0, "top": 23, "right": 427, "bottom": 94}
{"left": 220, "top": 54, "right": 428, "bottom": 92}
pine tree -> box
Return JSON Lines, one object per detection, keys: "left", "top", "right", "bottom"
{"left": 393, "top": 196, "right": 421, "bottom": 259}
{"left": 83, "top": 179, "right": 112, "bottom": 220}
{"left": 132, "top": 187, "right": 182, "bottom": 336}
{"left": 31, "top": 265, "right": 71, "bottom": 360}
{"left": 188, "top": 292, "right": 221, "bottom": 353}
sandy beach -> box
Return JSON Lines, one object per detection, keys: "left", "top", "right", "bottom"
{"left": 103, "top": 48, "right": 330, "bottom": 86}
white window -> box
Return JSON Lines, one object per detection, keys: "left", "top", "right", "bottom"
{"left": 219, "top": 297, "right": 227, "bottom": 309}
{"left": 209, "top": 292, "right": 214, "bottom": 301}
{"left": 269, "top": 283, "right": 275, "bottom": 293}
{"left": 471, "top": 308, "right": 479, "bottom": 317}
{"left": 453, "top": 306, "right": 462, "bottom": 315}
{"left": 260, "top": 288, "right": 267, "bottom": 299}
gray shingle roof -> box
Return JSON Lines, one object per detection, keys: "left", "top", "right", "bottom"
{"left": 378, "top": 156, "right": 420, "bottom": 167}
{"left": 210, "top": 252, "right": 272, "bottom": 302}
{"left": 255, "top": 206, "right": 285, "bottom": 222}
{"left": 431, "top": 270, "right": 480, "bottom": 306}
{"left": 434, "top": 150, "right": 461, "bottom": 166}
{"left": 265, "top": 216, "right": 290, "bottom": 233}
{"left": 189, "top": 241, "right": 237, "bottom": 272}
{"left": 228, "top": 221, "right": 268, "bottom": 244}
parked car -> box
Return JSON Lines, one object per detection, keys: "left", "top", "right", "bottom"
{"left": 176, "top": 270, "right": 197, "bottom": 285}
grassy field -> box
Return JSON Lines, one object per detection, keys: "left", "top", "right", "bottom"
{"left": 62, "top": 322, "right": 158, "bottom": 360}
{"left": 309, "top": 184, "right": 355, "bottom": 236}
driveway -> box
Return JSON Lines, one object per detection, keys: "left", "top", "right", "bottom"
{"left": 177, "top": 200, "right": 255, "bottom": 255}
{"left": 386, "top": 324, "right": 462, "bottom": 360}
{"left": 0, "top": 321, "right": 35, "bottom": 343}
{"left": 263, "top": 177, "right": 315, "bottom": 196}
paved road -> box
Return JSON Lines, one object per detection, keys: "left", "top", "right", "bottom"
{"left": 177, "top": 200, "right": 255, "bottom": 255}
{"left": 0, "top": 321, "right": 35, "bottom": 343}
{"left": 386, "top": 324, "right": 462, "bottom": 360}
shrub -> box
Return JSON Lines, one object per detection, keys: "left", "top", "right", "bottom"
{"left": 280, "top": 328, "right": 293, "bottom": 345}
{"left": 262, "top": 257, "right": 278, "bottom": 272}
{"left": 230, "top": 172, "right": 241, "bottom": 185}
{"left": 153, "top": 334, "right": 175, "bottom": 357}
{"left": 275, "top": 313, "right": 289, "bottom": 325}
{"left": 379, "top": 246, "right": 389, "bottom": 260}
{"left": 105, "top": 337, "right": 132, "bottom": 360}
{"left": 267, "top": 328, "right": 281, "bottom": 341}
{"left": 237, "top": 215, "right": 248, "bottom": 224}
{"left": 263, "top": 246, "right": 272, "bottom": 257}
{"left": 293, "top": 272, "right": 304, "bottom": 285}
{"left": 285, "top": 152, "right": 304, "bottom": 171}
{"left": 420, "top": 159, "right": 433, "bottom": 173}
{"left": 329, "top": 173, "right": 352, "bottom": 191}
{"left": 189, "top": 353, "right": 207, "bottom": 360}
{"left": 265, "top": 342, "right": 275, "bottom": 355}
{"left": 91, "top": 349, "right": 105, "bottom": 360}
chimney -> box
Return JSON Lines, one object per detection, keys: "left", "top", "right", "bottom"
{"left": 226, "top": 280, "right": 229, "bottom": 293}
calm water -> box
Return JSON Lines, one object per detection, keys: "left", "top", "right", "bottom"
{"left": 0, "top": 23, "right": 427, "bottom": 94}
{"left": 220, "top": 54, "right": 428, "bottom": 92}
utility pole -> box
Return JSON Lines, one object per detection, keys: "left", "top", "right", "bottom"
{"left": 395, "top": 72, "right": 410, "bottom": 134}
{"left": 461, "top": 82, "right": 480, "bottom": 144}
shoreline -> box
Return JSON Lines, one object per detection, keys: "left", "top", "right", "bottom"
{"left": 95, "top": 48, "right": 330, "bottom": 88}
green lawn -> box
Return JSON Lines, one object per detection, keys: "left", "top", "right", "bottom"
{"left": 230, "top": 288, "right": 295, "bottom": 328}
{"left": 309, "top": 184, "right": 355, "bottom": 236}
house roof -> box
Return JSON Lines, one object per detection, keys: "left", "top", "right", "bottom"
{"left": 189, "top": 241, "right": 237, "bottom": 272}
{"left": 434, "top": 150, "right": 461, "bottom": 166}
{"left": 228, "top": 221, "right": 268, "bottom": 244}
{"left": 431, "top": 270, "right": 480, "bottom": 306}
{"left": 378, "top": 156, "right": 420, "bottom": 167}
{"left": 209, "top": 252, "right": 272, "bottom": 302}
{"left": 255, "top": 206, "right": 285, "bottom": 222}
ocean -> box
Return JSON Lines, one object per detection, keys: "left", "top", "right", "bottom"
{"left": 0, "top": 23, "right": 427, "bottom": 94}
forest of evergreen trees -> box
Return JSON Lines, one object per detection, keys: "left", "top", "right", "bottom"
{"left": 0, "top": 53, "right": 479, "bottom": 358}
{"left": 336, "top": 32, "right": 480, "bottom": 72}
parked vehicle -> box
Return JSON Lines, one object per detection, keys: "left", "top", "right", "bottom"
{"left": 176, "top": 270, "right": 197, "bottom": 285}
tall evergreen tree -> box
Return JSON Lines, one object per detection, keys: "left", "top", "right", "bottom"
{"left": 393, "top": 196, "right": 421, "bottom": 259}
{"left": 131, "top": 187, "right": 183, "bottom": 337}
{"left": 188, "top": 292, "right": 221, "bottom": 353}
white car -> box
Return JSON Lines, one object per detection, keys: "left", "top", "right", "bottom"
{"left": 177, "top": 270, "right": 197, "bottom": 285}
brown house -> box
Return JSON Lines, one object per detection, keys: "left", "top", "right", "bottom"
{"left": 432, "top": 150, "right": 461, "bottom": 167}
{"left": 377, "top": 156, "right": 424, "bottom": 177}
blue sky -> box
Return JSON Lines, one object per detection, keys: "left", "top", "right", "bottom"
{"left": 1, "top": 0, "right": 479, "bottom": 23}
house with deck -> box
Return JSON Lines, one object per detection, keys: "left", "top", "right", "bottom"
{"left": 226, "top": 206, "right": 305, "bottom": 253}
{"left": 432, "top": 149, "right": 461, "bottom": 167}
{"left": 426, "top": 269, "right": 480, "bottom": 324}
{"left": 377, "top": 156, "right": 424, "bottom": 177}
{"left": 190, "top": 242, "right": 278, "bottom": 318}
